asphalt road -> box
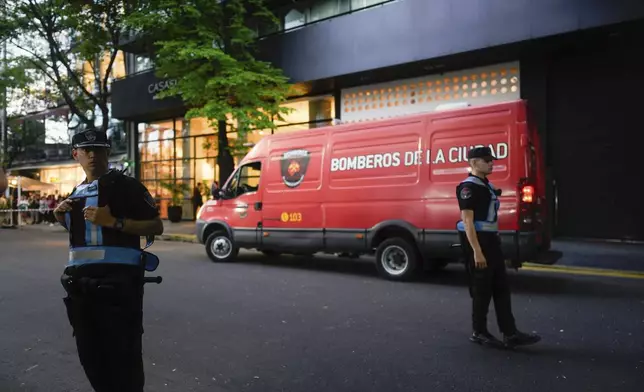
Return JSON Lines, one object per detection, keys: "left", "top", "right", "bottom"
{"left": 1, "top": 230, "right": 643, "bottom": 392}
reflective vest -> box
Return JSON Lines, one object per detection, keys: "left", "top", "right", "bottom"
{"left": 456, "top": 176, "right": 500, "bottom": 233}
{"left": 65, "top": 177, "right": 159, "bottom": 271}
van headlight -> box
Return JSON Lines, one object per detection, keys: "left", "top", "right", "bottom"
{"left": 196, "top": 205, "right": 204, "bottom": 220}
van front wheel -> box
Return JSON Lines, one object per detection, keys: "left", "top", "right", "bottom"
{"left": 206, "top": 231, "right": 239, "bottom": 263}
{"left": 375, "top": 237, "right": 420, "bottom": 281}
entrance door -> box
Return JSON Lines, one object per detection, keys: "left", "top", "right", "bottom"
{"left": 548, "top": 29, "right": 644, "bottom": 241}
{"left": 220, "top": 161, "right": 263, "bottom": 248}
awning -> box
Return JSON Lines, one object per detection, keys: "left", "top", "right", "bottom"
{"left": 7, "top": 176, "right": 57, "bottom": 191}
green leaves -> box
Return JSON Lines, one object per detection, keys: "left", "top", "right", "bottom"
{"left": 126, "top": 0, "right": 294, "bottom": 158}
{"left": 1, "top": 0, "right": 127, "bottom": 133}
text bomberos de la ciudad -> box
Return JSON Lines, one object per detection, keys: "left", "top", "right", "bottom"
{"left": 330, "top": 143, "right": 508, "bottom": 172}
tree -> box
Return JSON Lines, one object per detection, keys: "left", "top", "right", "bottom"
{"left": 3, "top": 117, "right": 47, "bottom": 168}
{"left": 126, "top": 0, "right": 297, "bottom": 184}
{"left": 0, "top": 57, "right": 39, "bottom": 167}
{"left": 0, "top": 0, "right": 127, "bottom": 135}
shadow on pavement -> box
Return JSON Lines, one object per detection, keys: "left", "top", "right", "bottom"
{"left": 233, "top": 253, "right": 642, "bottom": 300}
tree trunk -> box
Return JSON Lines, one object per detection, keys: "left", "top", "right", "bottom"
{"left": 217, "top": 120, "right": 235, "bottom": 185}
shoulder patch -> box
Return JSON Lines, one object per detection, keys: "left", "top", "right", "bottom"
{"left": 459, "top": 186, "right": 472, "bottom": 200}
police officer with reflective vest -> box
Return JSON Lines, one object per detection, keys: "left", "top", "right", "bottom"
{"left": 456, "top": 146, "right": 540, "bottom": 348}
{"left": 54, "top": 129, "right": 164, "bottom": 391}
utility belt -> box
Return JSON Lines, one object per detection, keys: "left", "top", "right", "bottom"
{"left": 67, "top": 246, "right": 160, "bottom": 272}
{"left": 62, "top": 246, "right": 162, "bottom": 296}
{"left": 456, "top": 220, "right": 499, "bottom": 233}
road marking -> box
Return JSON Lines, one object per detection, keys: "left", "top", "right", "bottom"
{"left": 522, "top": 263, "right": 644, "bottom": 279}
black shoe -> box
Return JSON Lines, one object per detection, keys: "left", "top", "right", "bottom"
{"left": 470, "top": 332, "right": 503, "bottom": 347}
{"left": 504, "top": 331, "right": 541, "bottom": 347}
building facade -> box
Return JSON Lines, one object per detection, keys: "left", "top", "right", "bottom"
{"left": 113, "top": 0, "right": 644, "bottom": 241}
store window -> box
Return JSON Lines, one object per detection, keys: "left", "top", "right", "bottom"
{"left": 310, "top": 0, "right": 350, "bottom": 22}
{"left": 40, "top": 165, "right": 86, "bottom": 196}
{"left": 134, "top": 55, "right": 154, "bottom": 74}
{"left": 284, "top": 9, "right": 306, "bottom": 30}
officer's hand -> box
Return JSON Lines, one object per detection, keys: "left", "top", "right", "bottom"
{"left": 54, "top": 199, "right": 74, "bottom": 215}
{"left": 474, "top": 251, "right": 487, "bottom": 269}
{"left": 83, "top": 205, "right": 116, "bottom": 227}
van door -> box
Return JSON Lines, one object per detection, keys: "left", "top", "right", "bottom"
{"left": 220, "top": 161, "right": 263, "bottom": 249}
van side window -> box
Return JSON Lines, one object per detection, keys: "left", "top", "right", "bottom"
{"left": 227, "top": 162, "right": 262, "bottom": 198}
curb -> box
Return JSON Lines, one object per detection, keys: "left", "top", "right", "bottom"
{"left": 522, "top": 262, "right": 644, "bottom": 279}
{"left": 157, "top": 234, "right": 199, "bottom": 244}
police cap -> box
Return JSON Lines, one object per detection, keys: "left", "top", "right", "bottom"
{"left": 72, "top": 129, "right": 111, "bottom": 149}
{"left": 467, "top": 146, "right": 497, "bottom": 160}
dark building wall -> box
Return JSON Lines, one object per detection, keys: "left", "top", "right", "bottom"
{"left": 518, "top": 23, "right": 644, "bottom": 241}
{"left": 259, "top": 0, "right": 644, "bottom": 83}
{"left": 111, "top": 70, "right": 185, "bottom": 121}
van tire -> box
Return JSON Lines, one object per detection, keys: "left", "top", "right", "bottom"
{"left": 375, "top": 237, "right": 420, "bottom": 281}
{"left": 205, "top": 231, "right": 238, "bottom": 263}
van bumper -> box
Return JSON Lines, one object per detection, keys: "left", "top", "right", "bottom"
{"left": 196, "top": 220, "right": 207, "bottom": 244}
{"left": 500, "top": 231, "right": 563, "bottom": 268}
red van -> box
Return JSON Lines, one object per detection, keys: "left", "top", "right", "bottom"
{"left": 196, "top": 99, "right": 558, "bottom": 280}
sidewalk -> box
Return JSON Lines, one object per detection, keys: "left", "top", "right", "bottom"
{"left": 3, "top": 220, "right": 199, "bottom": 243}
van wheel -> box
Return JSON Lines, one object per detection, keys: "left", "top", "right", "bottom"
{"left": 205, "top": 231, "right": 238, "bottom": 263}
{"left": 375, "top": 237, "right": 420, "bottom": 281}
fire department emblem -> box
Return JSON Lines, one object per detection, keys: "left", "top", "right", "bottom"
{"left": 281, "top": 149, "right": 311, "bottom": 188}
{"left": 459, "top": 187, "right": 472, "bottom": 200}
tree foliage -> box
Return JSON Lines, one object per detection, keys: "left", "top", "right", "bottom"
{"left": 127, "top": 0, "right": 296, "bottom": 183}
{"left": 0, "top": 0, "right": 127, "bottom": 133}
{"left": 3, "top": 118, "right": 47, "bottom": 168}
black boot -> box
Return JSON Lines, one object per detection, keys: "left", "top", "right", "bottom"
{"left": 504, "top": 331, "right": 541, "bottom": 348}
{"left": 470, "top": 331, "right": 503, "bottom": 347}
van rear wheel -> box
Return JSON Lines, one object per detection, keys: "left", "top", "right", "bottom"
{"left": 205, "top": 231, "right": 238, "bottom": 263}
{"left": 375, "top": 237, "right": 420, "bottom": 281}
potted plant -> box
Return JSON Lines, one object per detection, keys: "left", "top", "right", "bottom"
{"left": 160, "top": 180, "right": 190, "bottom": 223}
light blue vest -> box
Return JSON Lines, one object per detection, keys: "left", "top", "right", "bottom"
{"left": 456, "top": 176, "right": 500, "bottom": 233}
{"left": 66, "top": 179, "right": 159, "bottom": 272}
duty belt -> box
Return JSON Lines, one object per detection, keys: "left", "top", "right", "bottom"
{"left": 67, "top": 246, "right": 160, "bottom": 272}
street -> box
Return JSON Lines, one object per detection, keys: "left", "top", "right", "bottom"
{"left": 1, "top": 229, "right": 643, "bottom": 392}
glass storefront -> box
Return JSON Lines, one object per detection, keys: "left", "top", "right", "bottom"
{"left": 138, "top": 95, "right": 335, "bottom": 220}
{"left": 40, "top": 165, "right": 86, "bottom": 196}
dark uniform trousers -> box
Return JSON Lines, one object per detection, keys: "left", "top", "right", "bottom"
{"left": 62, "top": 265, "right": 145, "bottom": 392}
{"left": 458, "top": 231, "right": 517, "bottom": 336}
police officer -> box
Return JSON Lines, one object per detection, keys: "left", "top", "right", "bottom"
{"left": 456, "top": 146, "right": 540, "bottom": 348}
{"left": 53, "top": 129, "right": 164, "bottom": 391}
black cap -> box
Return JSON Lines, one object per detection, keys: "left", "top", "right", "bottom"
{"left": 467, "top": 146, "right": 497, "bottom": 160}
{"left": 72, "top": 129, "right": 111, "bottom": 149}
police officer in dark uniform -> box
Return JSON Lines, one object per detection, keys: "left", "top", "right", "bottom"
{"left": 456, "top": 146, "right": 541, "bottom": 348}
{"left": 53, "top": 129, "right": 164, "bottom": 391}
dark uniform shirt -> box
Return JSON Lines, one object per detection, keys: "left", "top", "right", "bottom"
{"left": 67, "top": 170, "right": 159, "bottom": 250}
{"left": 456, "top": 174, "right": 498, "bottom": 222}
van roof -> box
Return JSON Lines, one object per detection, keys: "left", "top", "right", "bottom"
{"left": 239, "top": 99, "right": 526, "bottom": 164}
